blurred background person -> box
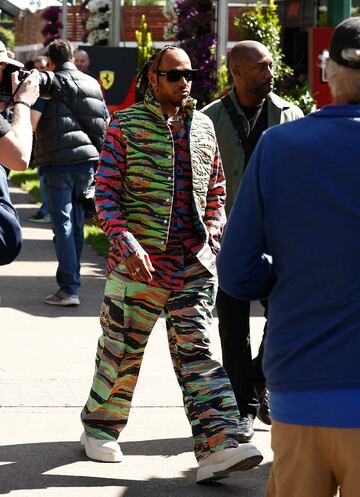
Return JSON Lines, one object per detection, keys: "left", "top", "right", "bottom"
{"left": 30, "top": 39, "right": 107, "bottom": 307}
{"left": 34, "top": 55, "right": 48, "bottom": 72}
{"left": 74, "top": 49, "right": 90, "bottom": 75}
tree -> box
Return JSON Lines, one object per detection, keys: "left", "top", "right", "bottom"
{"left": 85, "top": 0, "right": 110, "bottom": 45}
{"left": 0, "top": 26, "right": 15, "bottom": 49}
{"left": 41, "top": 6, "right": 63, "bottom": 47}
{"left": 124, "top": 0, "right": 165, "bottom": 4}
{"left": 234, "top": 0, "right": 291, "bottom": 89}
{"left": 176, "top": 0, "right": 217, "bottom": 107}
{"left": 135, "top": 14, "right": 155, "bottom": 100}
{"left": 135, "top": 14, "right": 154, "bottom": 73}
{"left": 234, "top": 0, "right": 315, "bottom": 114}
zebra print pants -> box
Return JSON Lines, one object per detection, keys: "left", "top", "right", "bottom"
{"left": 81, "top": 261, "right": 240, "bottom": 461}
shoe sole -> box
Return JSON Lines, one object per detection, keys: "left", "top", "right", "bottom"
{"left": 80, "top": 433, "right": 123, "bottom": 463}
{"left": 213, "top": 454, "right": 264, "bottom": 478}
{"left": 197, "top": 448, "right": 263, "bottom": 484}
{"left": 257, "top": 412, "right": 272, "bottom": 425}
{"left": 27, "top": 220, "right": 51, "bottom": 223}
{"left": 238, "top": 433, "right": 254, "bottom": 443}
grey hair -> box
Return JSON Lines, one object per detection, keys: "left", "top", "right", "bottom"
{"left": 326, "top": 58, "right": 360, "bottom": 102}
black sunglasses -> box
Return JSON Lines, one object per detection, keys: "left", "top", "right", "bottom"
{"left": 157, "top": 69, "right": 198, "bottom": 82}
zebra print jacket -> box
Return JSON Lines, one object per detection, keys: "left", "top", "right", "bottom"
{"left": 95, "top": 90, "right": 226, "bottom": 276}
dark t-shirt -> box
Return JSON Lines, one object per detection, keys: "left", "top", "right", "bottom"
{"left": 0, "top": 114, "right": 11, "bottom": 138}
{"left": 32, "top": 97, "right": 47, "bottom": 113}
{"left": 242, "top": 101, "right": 268, "bottom": 157}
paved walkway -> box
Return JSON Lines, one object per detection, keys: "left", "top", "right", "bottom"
{"left": 0, "top": 183, "right": 272, "bottom": 496}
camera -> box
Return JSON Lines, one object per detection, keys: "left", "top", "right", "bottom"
{"left": 0, "top": 65, "right": 58, "bottom": 103}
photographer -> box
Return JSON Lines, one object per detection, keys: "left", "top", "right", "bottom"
{"left": 0, "top": 166, "right": 21, "bottom": 265}
{"left": 0, "top": 42, "right": 39, "bottom": 266}
{"left": 30, "top": 39, "right": 107, "bottom": 306}
{"left": 0, "top": 41, "right": 39, "bottom": 171}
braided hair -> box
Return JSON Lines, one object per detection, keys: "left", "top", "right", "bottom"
{"left": 136, "top": 44, "right": 179, "bottom": 99}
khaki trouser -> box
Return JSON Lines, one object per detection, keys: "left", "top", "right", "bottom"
{"left": 266, "top": 420, "right": 360, "bottom": 497}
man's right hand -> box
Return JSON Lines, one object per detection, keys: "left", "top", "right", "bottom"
{"left": 12, "top": 69, "right": 40, "bottom": 107}
{"left": 125, "top": 250, "right": 155, "bottom": 283}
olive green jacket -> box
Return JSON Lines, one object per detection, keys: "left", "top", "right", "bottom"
{"left": 202, "top": 88, "right": 303, "bottom": 214}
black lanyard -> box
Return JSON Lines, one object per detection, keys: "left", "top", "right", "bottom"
{"left": 221, "top": 94, "right": 252, "bottom": 169}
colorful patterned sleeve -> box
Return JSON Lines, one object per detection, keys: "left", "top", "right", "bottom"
{"left": 204, "top": 142, "right": 227, "bottom": 253}
{"left": 95, "top": 117, "right": 143, "bottom": 260}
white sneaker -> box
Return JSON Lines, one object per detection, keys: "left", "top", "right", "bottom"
{"left": 197, "top": 443, "right": 263, "bottom": 484}
{"left": 80, "top": 431, "right": 123, "bottom": 463}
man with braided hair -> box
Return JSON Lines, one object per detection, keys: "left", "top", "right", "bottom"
{"left": 80, "top": 45, "right": 263, "bottom": 483}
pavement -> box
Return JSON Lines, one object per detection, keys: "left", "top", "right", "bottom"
{"left": 0, "top": 182, "right": 273, "bottom": 497}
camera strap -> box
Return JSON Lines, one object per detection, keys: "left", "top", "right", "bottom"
{"left": 221, "top": 94, "right": 252, "bottom": 168}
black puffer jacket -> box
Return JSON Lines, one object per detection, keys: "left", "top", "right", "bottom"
{"left": 33, "top": 62, "right": 107, "bottom": 166}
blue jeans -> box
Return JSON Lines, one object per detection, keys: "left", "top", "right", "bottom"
{"left": 43, "top": 166, "right": 94, "bottom": 295}
{"left": 38, "top": 173, "right": 49, "bottom": 217}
